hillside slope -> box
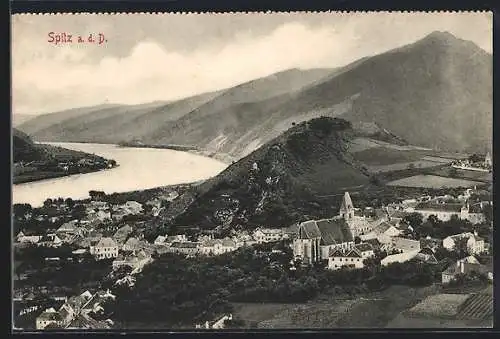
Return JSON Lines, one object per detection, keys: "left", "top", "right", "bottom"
{"left": 172, "top": 117, "right": 369, "bottom": 230}
{"left": 19, "top": 31, "right": 492, "bottom": 157}
{"left": 12, "top": 128, "right": 45, "bottom": 163}
{"left": 18, "top": 68, "right": 332, "bottom": 146}
{"left": 163, "top": 31, "right": 491, "bottom": 158}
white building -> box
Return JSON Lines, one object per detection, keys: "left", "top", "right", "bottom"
{"left": 200, "top": 238, "right": 238, "bottom": 255}
{"left": 36, "top": 308, "right": 63, "bottom": 330}
{"left": 413, "top": 202, "right": 485, "bottom": 224}
{"left": 90, "top": 237, "right": 119, "bottom": 260}
{"left": 354, "top": 243, "right": 375, "bottom": 258}
{"left": 380, "top": 249, "right": 420, "bottom": 266}
{"left": 328, "top": 248, "right": 365, "bottom": 270}
{"left": 252, "top": 228, "right": 285, "bottom": 243}
{"left": 442, "top": 232, "right": 485, "bottom": 255}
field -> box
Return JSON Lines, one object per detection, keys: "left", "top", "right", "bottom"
{"left": 386, "top": 285, "right": 493, "bottom": 328}
{"left": 387, "top": 175, "right": 483, "bottom": 189}
{"left": 353, "top": 146, "right": 431, "bottom": 166}
{"left": 231, "top": 285, "right": 441, "bottom": 329}
{"left": 406, "top": 294, "right": 470, "bottom": 318}
{"left": 367, "top": 160, "right": 445, "bottom": 173}
{"left": 430, "top": 167, "right": 492, "bottom": 183}
{"left": 455, "top": 293, "right": 493, "bottom": 320}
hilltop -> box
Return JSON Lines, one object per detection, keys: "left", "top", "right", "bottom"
{"left": 18, "top": 31, "right": 492, "bottom": 158}
{"left": 172, "top": 117, "right": 370, "bottom": 230}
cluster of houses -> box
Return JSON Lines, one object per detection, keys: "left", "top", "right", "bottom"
{"left": 152, "top": 227, "right": 292, "bottom": 257}
{"left": 35, "top": 290, "right": 116, "bottom": 330}
{"left": 451, "top": 152, "right": 492, "bottom": 172}
{"left": 292, "top": 191, "right": 492, "bottom": 283}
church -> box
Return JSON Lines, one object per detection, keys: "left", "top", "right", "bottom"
{"left": 293, "top": 192, "right": 373, "bottom": 264}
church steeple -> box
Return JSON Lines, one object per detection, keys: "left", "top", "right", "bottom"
{"left": 339, "top": 192, "right": 355, "bottom": 220}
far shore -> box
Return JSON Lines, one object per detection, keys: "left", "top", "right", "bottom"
{"left": 38, "top": 140, "right": 236, "bottom": 165}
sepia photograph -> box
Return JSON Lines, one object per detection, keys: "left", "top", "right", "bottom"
{"left": 11, "top": 11, "right": 493, "bottom": 330}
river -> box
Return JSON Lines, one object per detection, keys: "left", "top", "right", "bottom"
{"left": 12, "top": 142, "right": 228, "bottom": 207}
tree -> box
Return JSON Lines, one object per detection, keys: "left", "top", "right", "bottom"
{"left": 469, "top": 154, "right": 483, "bottom": 164}
{"left": 402, "top": 213, "right": 423, "bottom": 229}
{"left": 89, "top": 190, "right": 106, "bottom": 201}
{"left": 354, "top": 236, "right": 361, "bottom": 244}
{"left": 448, "top": 167, "right": 458, "bottom": 178}
{"left": 65, "top": 197, "right": 75, "bottom": 210}
{"left": 72, "top": 204, "right": 86, "bottom": 220}
{"left": 43, "top": 198, "right": 53, "bottom": 208}
{"left": 454, "top": 237, "right": 470, "bottom": 257}
{"left": 13, "top": 203, "right": 32, "bottom": 220}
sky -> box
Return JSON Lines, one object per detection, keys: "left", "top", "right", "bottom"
{"left": 12, "top": 12, "right": 492, "bottom": 115}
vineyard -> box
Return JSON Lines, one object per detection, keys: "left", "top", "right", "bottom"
{"left": 456, "top": 293, "right": 493, "bottom": 320}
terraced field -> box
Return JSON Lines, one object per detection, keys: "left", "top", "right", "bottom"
{"left": 456, "top": 293, "right": 493, "bottom": 320}
{"left": 387, "top": 175, "right": 483, "bottom": 188}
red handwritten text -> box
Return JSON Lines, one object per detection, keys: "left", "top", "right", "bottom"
{"left": 48, "top": 32, "right": 108, "bottom": 45}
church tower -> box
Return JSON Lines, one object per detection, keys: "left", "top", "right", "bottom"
{"left": 485, "top": 152, "right": 492, "bottom": 167}
{"left": 339, "top": 192, "right": 355, "bottom": 220}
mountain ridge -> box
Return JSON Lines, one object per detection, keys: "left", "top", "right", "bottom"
{"left": 18, "top": 31, "right": 492, "bottom": 156}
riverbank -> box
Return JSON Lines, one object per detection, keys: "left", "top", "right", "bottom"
{"left": 13, "top": 143, "right": 118, "bottom": 185}
{"left": 13, "top": 142, "right": 227, "bottom": 206}
{"left": 13, "top": 165, "right": 119, "bottom": 185}
{"left": 117, "top": 141, "right": 235, "bottom": 164}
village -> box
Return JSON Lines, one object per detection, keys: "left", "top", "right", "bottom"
{"left": 13, "top": 180, "right": 493, "bottom": 330}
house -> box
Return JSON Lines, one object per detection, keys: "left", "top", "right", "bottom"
{"left": 212, "top": 314, "right": 233, "bottom": 329}
{"left": 293, "top": 218, "right": 354, "bottom": 264}
{"left": 38, "top": 233, "right": 63, "bottom": 247}
{"left": 380, "top": 249, "right": 421, "bottom": 266}
{"left": 414, "top": 247, "right": 439, "bottom": 264}
{"left": 390, "top": 237, "right": 421, "bottom": 253}
{"left": 413, "top": 202, "right": 485, "bottom": 224}
{"left": 441, "top": 258, "right": 491, "bottom": 284}
{"left": 121, "top": 201, "right": 143, "bottom": 214}
{"left": 86, "top": 209, "right": 112, "bottom": 223}
{"left": 200, "top": 238, "right": 238, "bottom": 255}
{"left": 419, "top": 236, "right": 442, "bottom": 252}
{"left": 122, "top": 237, "right": 150, "bottom": 252}
{"left": 164, "top": 234, "right": 188, "bottom": 244}
{"left": 252, "top": 228, "right": 285, "bottom": 243}
{"left": 56, "top": 220, "right": 80, "bottom": 235}
{"left": 442, "top": 232, "right": 485, "bottom": 255}
{"left": 232, "top": 233, "right": 255, "bottom": 247}
{"left": 154, "top": 235, "right": 167, "bottom": 245}
{"left": 355, "top": 243, "right": 375, "bottom": 258}
{"left": 328, "top": 248, "right": 364, "bottom": 270}
{"left": 112, "top": 250, "right": 152, "bottom": 273}
{"left": 16, "top": 232, "right": 42, "bottom": 244}
{"left": 112, "top": 224, "right": 133, "bottom": 244}
{"left": 36, "top": 308, "right": 63, "bottom": 330}
{"left": 167, "top": 242, "right": 200, "bottom": 255}
{"left": 67, "top": 313, "right": 111, "bottom": 330}
{"left": 359, "top": 221, "right": 400, "bottom": 241}
{"left": 89, "top": 237, "right": 119, "bottom": 260}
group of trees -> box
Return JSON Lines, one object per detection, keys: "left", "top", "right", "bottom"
{"left": 401, "top": 212, "right": 489, "bottom": 240}
{"left": 107, "top": 240, "right": 442, "bottom": 328}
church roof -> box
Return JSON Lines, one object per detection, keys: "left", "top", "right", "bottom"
{"left": 298, "top": 218, "right": 353, "bottom": 245}
{"left": 298, "top": 220, "right": 322, "bottom": 239}
{"left": 339, "top": 192, "right": 354, "bottom": 212}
